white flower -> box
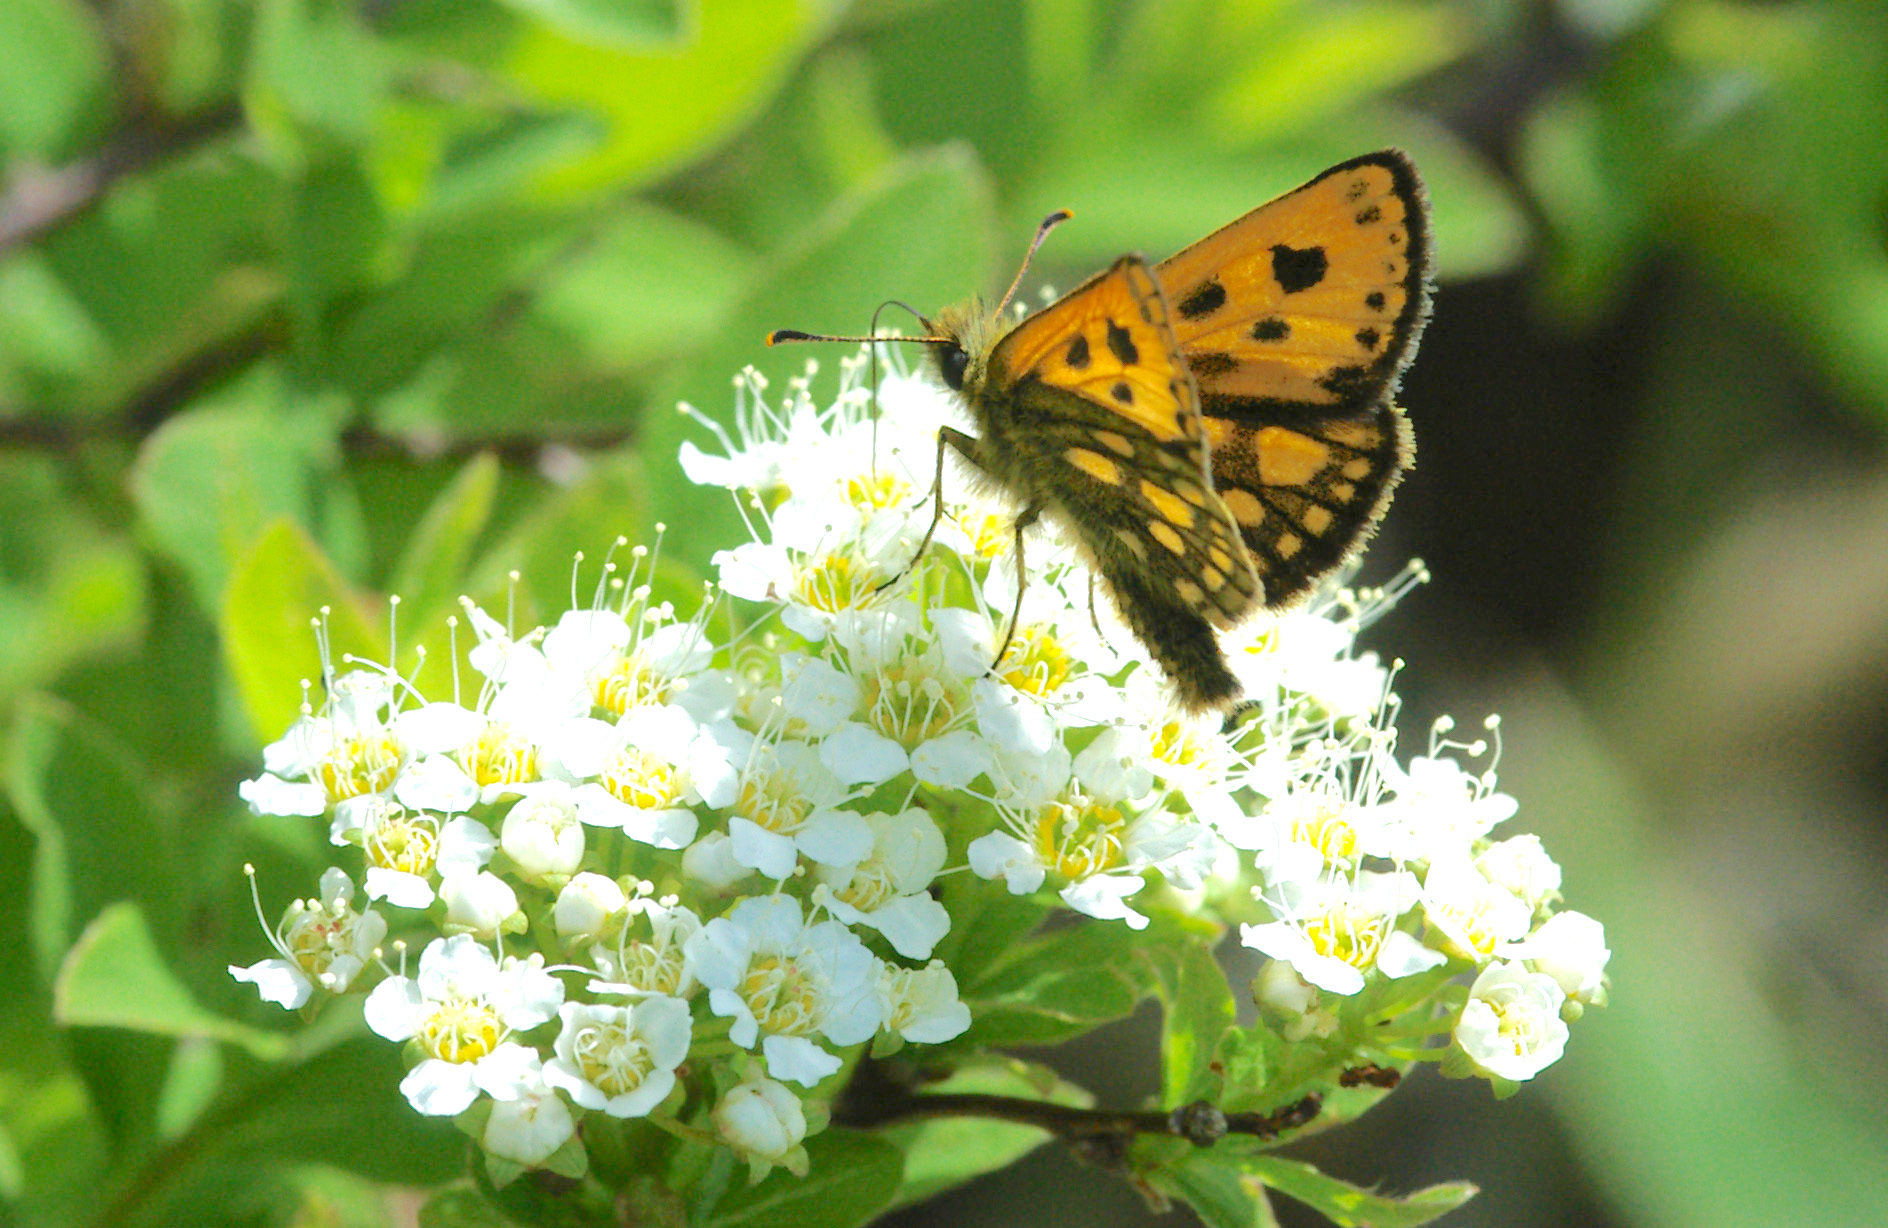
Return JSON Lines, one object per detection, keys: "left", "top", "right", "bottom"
{"left": 713, "top": 1069, "right": 809, "bottom": 1181}
{"left": 589, "top": 894, "right": 702, "bottom": 998}
{"left": 500, "top": 785, "right": 585, "bottom": 886}
{"left": 1476, "top": 834, "right": 1562, "bottom": 912}
{"left": 440, "top": 870, "right": 524, "bottom": 941}
{"left": 229, "top": 867, "right": 386, "bottom": 1009}
{"left": 554, "top": 871, "right": 627, "bottom": 943}
{"left": 1421, "top": 857, "right": 1535, "bottom": 964}
{"left": 1378, "top": 752, "right": 1518, "bottom": 863}
{"left": 877, "top": 960, "right": 971, "bottom": 1044}
{"left": 482, "top": 1054, "right": 575, "bottom": 1167}
{"left": 347, "top": 801, "right": 496, "bottom": 910}
{"left": 1454, "top": 960, "right": 1569, "bottom": 1081}
{"left": 813, "top": 809, "right": 950, "bottom": 959}
{"left": 364, "top": 935, "right": 564, "bottom": 1116}
{"left": 1241, "top": 870, "right": 1435, "bottom": 995}
{"left": 562, "top": 704, "right": 737, "bottom": 849}
{"left": 683, "top": 895, "right": 880, "bottom": 1086}
{"left": 681, "top": 831, "right": 752, "bottom": 889}
{"left": 1502, "top": 911, "right": 1610, "bottom": 1009}
{"left": 968, "top": 786, "right": 1211, "bottom": 930}
{"left": 725, "top": 739, "right": 869, "bottom": 879}
{"left": 542, "top": 996, "right": 692, "bottom": 1117}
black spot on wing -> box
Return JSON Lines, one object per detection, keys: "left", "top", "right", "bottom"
{"left": 1177, "top": 279, "right": 1227, "bottom": 319}
{"left": 1354, "top": 205, "right": 1381, "bottom": 225}
{"left": 1271, "top": 244, "right": 1328, "bottom": 294}
{"left": 1111, "top": 381, "right": 1134, "bottom": 404}
{"left": 1365, "top": 291, "right": 1386, "bottom": 310}
{"left": 1252, "top": 318, "right": 1290, "bottom": 342}
{"left": 1189, "top": 351, "right": 1237, "bottom": 378}
{"left": 1345, "top": 178, "right": 1368, "bottom": 202}
{"left": 1318, "top": 365, "right": 1374, "bottom": 405}
{"left": 1066, "top": 334, "right": 1090, "bottom": 369}
{"left": 1106, "top": 320, "right": 1139, "bottom": 366}
{"left": 1356, "top": 328, "right": 1380, "bottom": 351}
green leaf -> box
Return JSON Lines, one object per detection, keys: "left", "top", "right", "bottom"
{"left": 386, "top": 452, "right": 503, "bottom": 622}
{"left": 881, "top": 1058, "right": 1093, "bottom": 1210}
{"left": 220, "top": 517, "right": 386, "bottom": 741}
{"left": 1154, "top": 1151, "right": 1280, "bottom": 1228}
{"left": 52, "top": 902, "right": 289, "bottom": 1059}
{"left": 155, "top": 1037, "right": 225, "bottom": 1141}
{"left": 1150, "top": 936, "right": 1236, "bottom": 1109}
{"left": 1246, "top": 1156, "right": 1476, "bottom": 1228}
{"left": 699, "top": 1128, "right": 902, "bottom": 1228}
{"left": 642, "top": 145, "right": 996, "bottom": 572}
{"left": 957, "top": 917, "right": 1149, "bottom": 1048}
{"left": 285, "top": 153, "right": 389, "bottom": 352}
{"left": 507, "top": 0, "right": 828, "bottom": 198}
{"left": 497, "top": 0, "right": 687, "bottom": 46}
{"left": 129, "top": 365, "right": 344, "bottom": 612}
{"left": 0, "top": 0, "right": 110, "bottom": 159}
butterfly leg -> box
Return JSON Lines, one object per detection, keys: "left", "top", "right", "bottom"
{"left": 989, "top": 504, "right": 1042, "bottom": 672}
{"left": 876, "top": 427, "right": 984, "bottom": 594}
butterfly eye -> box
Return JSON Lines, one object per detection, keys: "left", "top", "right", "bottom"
{"left": 935, "top": 343, "right": 970, "bottom": 391}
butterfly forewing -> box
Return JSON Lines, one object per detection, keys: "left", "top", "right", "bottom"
{"left": 1158, "top": 150, "right": 1431, "bottom": 416}
{"left": 1152, "top": 150, "right": 1428, "bottom": 607}
{"left": 985, "top": 257, "right": 1264, "bottom": 630}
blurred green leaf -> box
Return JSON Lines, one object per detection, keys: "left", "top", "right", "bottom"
{"left": 245, "top": 0, "right": 383, "bottom": 157}
{"left": 284, "top": 154, "right": 389, "bottom": 353}
{"left": 1153, "top": 1151, "right": 1281, "bottom": 1228}
{"left": 386, "top": 451, "right": 502, "bottom": 624}
{"left": 881, "top": 1058, "right": 1092, "bottom": 1210}
{"left": 54, "top": 902, "right": 289, "bottom": 1058}
{"left": 533, "top": 200, "right": 757, "bottom": 374}
{"left": 154, "top": 1036, "right": 225, "bottom": 1140}
{"left": 508, "top": 0, "right": 832, "bottom": 198}
{"left": 130, "top": 364, "right": 343, "bottom": 611}
{"left": 0, "top": 252, "right": 111, "bottom": 389}
{"left": 497, "top": 0, "right": 688, "bottom": 46}
{"left": 699, "top": 1128, "right": 902, "bottom": 1228}
{"left": 0, "top": 455, "right": 146, "bottom": 706}
{"left": 221, "top": 517, "right": 386, "bottom": 740}
{"left": 4, "top": 696, "right": 181, "bottom": 981}
{"left": 1203, "top": 3, "right": 1479, "bottom": 145}
{"left": 0, "top": 0, "right": 110, "bottom": 159}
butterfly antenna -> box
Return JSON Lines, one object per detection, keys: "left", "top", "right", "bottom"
{"left": 992, "top": 209, "right": 1074, "bottom": 319}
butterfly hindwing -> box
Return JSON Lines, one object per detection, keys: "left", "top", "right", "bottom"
{"left": 1202, "top": 404, "right": 1412, "bottom": 606}
{"left": 1158, "top": 150, "right": 1431, "bottom": 416}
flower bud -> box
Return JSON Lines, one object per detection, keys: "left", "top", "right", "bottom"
{"left": 440, "top": 870, "right": 523, "bottom": 940}
{"left": 713, "top": 1072, "right": 808, "bottom": 1179}
{"left": 501, "top": 788, "right": 585, "bottom": 887}
{"left": 554, "top": 871, "right": 627, "bottom": 942}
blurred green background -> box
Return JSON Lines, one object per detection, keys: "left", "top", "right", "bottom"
{"left": 3, "top": 0, "right": 1887, "bottom": 1225}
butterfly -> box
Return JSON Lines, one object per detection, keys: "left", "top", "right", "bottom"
{"left": 770, "top": 150, "right": 1430, "bottom": 712}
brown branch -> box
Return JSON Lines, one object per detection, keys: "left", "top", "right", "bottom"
{"left": 833, "top": 1065, "right": 1322, "bottom": 1152}
{"left": 0, "top": 102, "right": 242, "bottom": 255}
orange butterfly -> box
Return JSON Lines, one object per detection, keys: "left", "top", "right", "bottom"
{"left": 772, "top": 151, "right": 1430, "bottom": 712}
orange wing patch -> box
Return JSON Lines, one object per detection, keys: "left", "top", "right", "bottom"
{"left": 1157, "top": 151, "right": 1431, "bottom": 415}
{"left": 1202, "top": 404, "right": 1413, "bottom": 606}
{"left": 992, "top": 256, "right": 1203, "bottom": 449}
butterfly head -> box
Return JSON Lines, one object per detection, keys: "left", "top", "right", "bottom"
{"left": 923, "top": 299, "right": 1002, "bottom": 395}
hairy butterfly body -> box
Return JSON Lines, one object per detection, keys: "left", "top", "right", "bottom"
{"left": 772, "top": 150, "right": 1430, "bottom": 712}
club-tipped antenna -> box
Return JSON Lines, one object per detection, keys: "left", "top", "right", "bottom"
{"left": 992, "top": 209, "right": 1073, "bottom": 319}
{"left": 766, "top": 298, "right": 950, "bottom": 348}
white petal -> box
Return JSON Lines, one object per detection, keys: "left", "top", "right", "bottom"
{"left": 794, "top": 810, "right": 874, "bottom": 867}
{"left": 237, "top": 774, "right": 328, "bottom": 817}
{"left": 865, "top": 895, "right": 951, "bottom": 960}
{"left": 400, "top": 1058, "right": 481, "bottom": 1116}
{"left": 818, "top": 723, "right": 908, "bottom": 786}
{"left": 365, "top": 867, "right": 436, "bottom": 909}
{"left": 909, "top": 729, "right": 990, "bottom": 789}
{"left": 228, "top": 959, "right": 313, "bottom": 1009}
{"left": 728, "top": 817, "right": 800, "bottom": 880}
{"left": 761, "top": 1034, "right": 842, "bottom": 1087}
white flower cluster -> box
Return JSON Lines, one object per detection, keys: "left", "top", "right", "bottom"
{"left": 231, "top": 352, "right": 1609, "bottom": 1179}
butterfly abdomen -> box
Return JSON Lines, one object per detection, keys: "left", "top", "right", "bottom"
{"left": 1102, "top": 565, "right": 1241, "bottom": 712}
